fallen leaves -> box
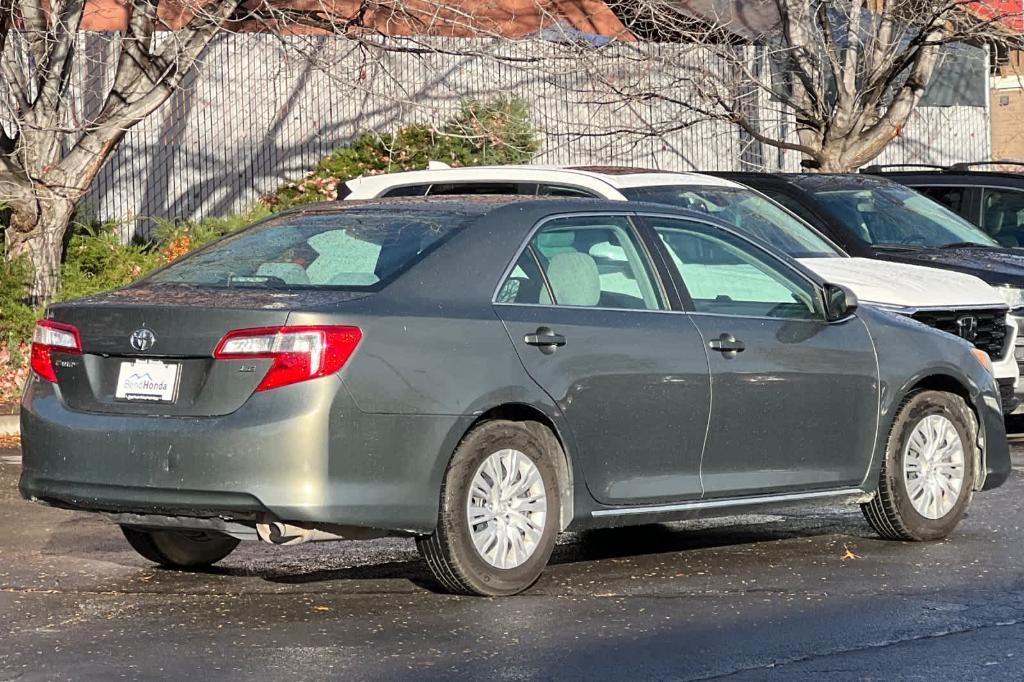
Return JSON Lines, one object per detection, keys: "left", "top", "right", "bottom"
{"left": 841, "top": 545, "right": 862, "bottom": 561}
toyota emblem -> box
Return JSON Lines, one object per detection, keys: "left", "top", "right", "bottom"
{"left": 129, "top": 328, "right": 156, "bottom": 352}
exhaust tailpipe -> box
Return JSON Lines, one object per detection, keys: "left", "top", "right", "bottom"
{"left": 256, "top": 521, "right": 385, "bottom": 545}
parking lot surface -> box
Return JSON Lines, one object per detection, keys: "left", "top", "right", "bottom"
{"left": 2, "top": 443, "right": 1024, "bottom": 681}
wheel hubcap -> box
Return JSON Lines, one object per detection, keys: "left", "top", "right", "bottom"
{"left": 903, "top": 414, "right": 966, "bottom": 520}
{"left": 467, "top": 449, "right": 547, "bottom": 569}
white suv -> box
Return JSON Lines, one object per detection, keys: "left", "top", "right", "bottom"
{"left": 343, "top": 165, "right": 1021, "bottom": 411}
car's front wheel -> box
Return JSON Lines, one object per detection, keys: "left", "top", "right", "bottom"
{"left": 862, "top": 390, "right": 977, "bottom": 541}
{"left": 417, "top": 420, "right": 561, "bottom": 596}
{"left": 121, "top": 526, "right": 240, "bottom": 569}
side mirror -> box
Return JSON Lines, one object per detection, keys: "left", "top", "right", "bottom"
{"left": 823, "top": 283, "right": 858, "bottom": 322}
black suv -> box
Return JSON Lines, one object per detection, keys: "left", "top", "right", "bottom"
{"left": 714, "top": 172, "right": 1024, "bottom": 409}
{"left": 863, "top": 162, "right": 1024, "bottom": 248}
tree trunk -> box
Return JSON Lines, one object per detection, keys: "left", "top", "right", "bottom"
{"left": 5, "top": 191, "right": 77, "bottom": 304}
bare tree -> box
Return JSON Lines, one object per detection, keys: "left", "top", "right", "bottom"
{"left": 0, "top": 0, "right": 263, "bottom": 300}
{"left": 3, "top": 0, "right": 1016, "bottom": 302}
{"left": 0, "top": 0, "right": 608, "bottom": 302}
{"left": 581, "top": 0, "right": 1020, "bottom": 172}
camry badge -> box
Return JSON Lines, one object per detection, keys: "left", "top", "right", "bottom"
{"left": 129, "top": 328, "right": 157, "bottom": 352}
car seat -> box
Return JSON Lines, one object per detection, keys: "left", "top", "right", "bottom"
{"left": 985, "top": 195, "right": 1022, "bottom": 247}
{"left": 541, "top": 252, "right": 601, "bottom": 306}
{"left": 255, "top": 262, "right": 310, "bottom": 285}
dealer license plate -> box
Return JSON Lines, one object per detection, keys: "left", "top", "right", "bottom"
{"left": 114, "top": 360, "right": 180, "bottom": 402}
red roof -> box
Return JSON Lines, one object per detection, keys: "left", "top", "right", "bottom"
{"left": 81, "top": 0, "right": 635, "bottom": 39}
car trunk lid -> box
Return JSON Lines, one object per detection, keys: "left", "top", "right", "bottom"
{"left": 46, "top": 285, "right": 368, "bottom": 417}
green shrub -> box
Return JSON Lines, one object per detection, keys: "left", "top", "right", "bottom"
{"left": 57, "top": 215, "right": 164, "bottom": 303}
{"left": 0, "top": 249, "right": 37, "bottom": 348}
{"left": 267, "top": 97, "right": 539, "bottom": 208}
{"left": 0, "top": 241, "right": 36, "bottom": 404}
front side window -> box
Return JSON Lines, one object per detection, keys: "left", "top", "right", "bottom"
{"left": 811, "top": 184, "right": 999, "bottom": 249}
{"left": 497, "top": 216, "right": 664, "bottom": 310}
{"left": 917, "top": 185, "right": 968, "bottom": 216}
{"left": 981, "top": 188, "right": 1024, "bottom": 247}
{"left": 647, "top": 217, "right": 822, "bottom": 320}
{"left": 146, "top": 209, "right": 471, "bottom": 290}
{"left": 621, "top": 186, "right": 840, "bottom": 258}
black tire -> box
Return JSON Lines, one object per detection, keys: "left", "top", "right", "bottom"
{"left": 416, "top": 420, "right": 561, "bottom": 596}
{"left": 121, "top": 526, "right": 240, "bottom": 569}
{"left": 862, "top": 390, "right": 977, "bottom": 542}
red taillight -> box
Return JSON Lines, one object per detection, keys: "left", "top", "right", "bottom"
{"left": 30, "top": 320, "right": 82, "bottom": 383}
{"left": 214, "top": 325, "right": 362, "bottom": 391}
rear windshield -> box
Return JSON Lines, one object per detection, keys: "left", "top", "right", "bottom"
{"left": 145, "top": 209, "right": 471, "bottom": 290}
{"left": 621, "top": 186, "right": 841, "bottom": 258}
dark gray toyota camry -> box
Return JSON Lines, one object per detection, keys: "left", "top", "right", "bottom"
{"left": 20, "top": 197, "right": 1010, "bottom": 596}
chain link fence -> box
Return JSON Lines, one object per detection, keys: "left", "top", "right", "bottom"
{"left": 59, "top": 34, "right": 990, "bottom": 239}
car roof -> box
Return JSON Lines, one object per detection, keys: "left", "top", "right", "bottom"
{"left": 863, "top": 168, "right": 1024, "bottom": 186}
{"left": 342, "top": 164, "right": 744, "bottom": 198}
{"left": 267, "top": 194, "right": 727, "bottom": 225}
{"left": 716, "top": 172, "right": 900, "bottom": 191}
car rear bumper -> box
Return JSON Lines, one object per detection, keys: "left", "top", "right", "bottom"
{"left": 18, "top": 378, "right": 469, "bottom": 534}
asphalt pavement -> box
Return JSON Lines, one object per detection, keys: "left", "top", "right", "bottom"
{"left": 2, "top": 442, "right": 1024, "bottom": 681}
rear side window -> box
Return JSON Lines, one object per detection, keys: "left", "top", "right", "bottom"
{"left": 146, "top": 210, "right": 470, "bottom": 290}
{"left": 429, "top": 183, "right": 523, "bottom": 195}
{"left": 381, "top": 185, "right": 428, "bottom": 197}
{"left": 497, "top": 216, "right": 664, "bottom": 310}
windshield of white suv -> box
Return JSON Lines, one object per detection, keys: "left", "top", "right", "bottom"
{"left": 621, "top": 186, "right": 841, "bottom": 258}
{"left": 810, "top": 184, "right": 999, "bottom": 249}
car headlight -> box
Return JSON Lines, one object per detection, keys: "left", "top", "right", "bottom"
{"left": 993, "top": 285, "right": 1024, "bottom": 311}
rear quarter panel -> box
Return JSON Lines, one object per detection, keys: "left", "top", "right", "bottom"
{"left": 285, "top": 203, "right": 599, "bottom": 525}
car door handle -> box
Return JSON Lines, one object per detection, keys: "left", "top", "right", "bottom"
{"left": 524, "top": 327, "right": 566, "bottom": 354}
{"left": 708, "top": 333, "right": 745, "bottom": 357}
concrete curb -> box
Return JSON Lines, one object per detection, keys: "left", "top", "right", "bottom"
{"left": 0, "top": 414, "right": 18, "bottom": 437}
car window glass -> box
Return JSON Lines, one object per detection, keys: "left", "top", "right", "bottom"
{"left": 760, "top": 190, "right": 822, "bottom": 227}
{"left": 508, "top": 216, "right": 663, "bottom": 310}
{"left": 147, "top": 210, "right": 467, "bottom": 290}
{"left": 495, "top": 249, "right": 551, "bottom": 304}
{"left": 812, "top": 185, "right": 998, "bottom": 248}
{"left": 981, "top": 188, "right": 1024, "bottom": 247}
{"left": 649, "top": 217, "right": 821, "bottom": 319}
{"left": 381, "top": 185, "right": 428, "bottom": 197}
{"left": 538, "top": 184, "right": 598, "bottom": 197}
{"left": 917, "top": 185, "right": 966, "bottom": 216}
{"left": 621, "top": 186, "right": 840, "bottom": 258}
{"left": 428, "top": 183, "right": 520, "bottom": 195}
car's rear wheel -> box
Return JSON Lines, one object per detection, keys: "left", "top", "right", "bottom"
{"left": 121, "top": 526, "right": 240, "bottom": 569}
{"left": 417, "top": 420, "right": 561, "bottom": 596}
{"left": 862, "top": 390, "right": 977, "bottom": 541}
